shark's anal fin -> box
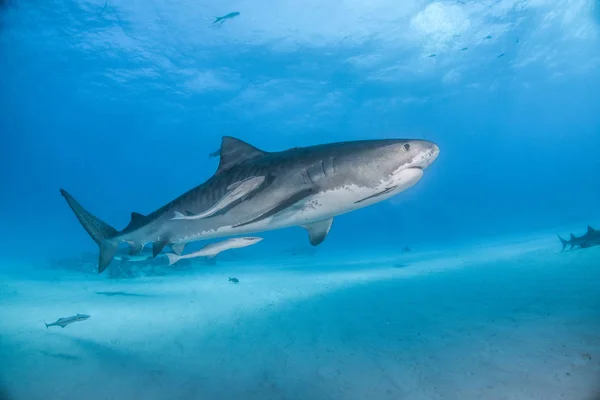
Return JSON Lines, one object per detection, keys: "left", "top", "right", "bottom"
{"left": 128, "top": 242, "right": 143, "bottom": 255}
{"left": 153, "top": 237, "right": 170, "bottom": 257}
{"left": 302, "top": 218, "right": 333, "bottom": 246}
{"left": 170, "top": 243, "right": 185, "bottom": 255}
{"left": 233, "top": 189, "right": 314, "bottom": 228}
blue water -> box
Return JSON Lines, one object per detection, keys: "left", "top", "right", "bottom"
{"left": 1, "top": 1, "right": 599, "bottom": 399}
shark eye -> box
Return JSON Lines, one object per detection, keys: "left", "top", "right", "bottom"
{"left": 403, "top": 144, "right": 411, "bottom": 151}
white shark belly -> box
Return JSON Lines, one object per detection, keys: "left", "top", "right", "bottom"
{"left": 173, "top": 168, "right": 423, "bottom": 244}
{"left": 275, "top": 167, "right": 424, "bottom": 225}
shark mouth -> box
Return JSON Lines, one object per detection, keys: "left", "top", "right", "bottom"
{"left": 354, "top": 167, "right": 424, "bottom": 205}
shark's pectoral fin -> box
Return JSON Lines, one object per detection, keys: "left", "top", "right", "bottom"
{"left": 170, "top": 243, "right": 185, "bottom": 255}
{"left": 153, "top": 237, "right": 170, "bottom": 257}
{"left": 355, "top": 186, "right": 398, "bottom": 204}
{"left": 302, "top": 218, "right": 333, "bottom": 246}
{"left": 233, "top": 188, "right": 315, "bottom": 228}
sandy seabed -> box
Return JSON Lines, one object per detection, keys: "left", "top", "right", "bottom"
{"left": 1, "top": 235, "right": 599, "bottom": 400}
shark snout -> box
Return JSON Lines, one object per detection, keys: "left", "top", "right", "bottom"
{"left": 405, "top": 140, "right": 439, "bottom": 170}
{"left": 425, "top": 143, "right": 440, "bottom": 168}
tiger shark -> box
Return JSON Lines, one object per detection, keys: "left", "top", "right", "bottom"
{"left": 61, "top": 136, "right": 439, "bottom": 273}
{"left": 558, "top": 225, "right": 600, "bottom": 250}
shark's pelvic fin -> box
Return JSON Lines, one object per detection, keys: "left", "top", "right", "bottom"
{"left": 233, "top": 188, "right": 314, "bottom": 228}
{"left": 171, "top": 176, "right": 266, "bottom": 221}
{"left": 153, "top": 238, "right": 170, "bottom": 257}
{"left": 170, "top": 243, "right": 185, "bottom": 255}
{"left": 302, "top": 218, "right": 333, "bottom": 246}
{"left": 217, "top": 136, "right": 268, "bottom": 174}
{"left": 60, "top": 189, "right": 120, "bottom": 273}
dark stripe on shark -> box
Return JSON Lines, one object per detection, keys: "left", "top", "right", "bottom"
{"left": 233, "top": 188, "right": 315, "bottom": 228}
{"left": 354, "top": 186, "right": 398, "bottom": 204}
{"left": 183, "top": 174, "right": 277, "bottom": 221}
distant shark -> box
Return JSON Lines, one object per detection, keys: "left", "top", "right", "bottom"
{"left": 213, "top": 12, "right": 240, "bottom": 26}
{"left": 61, "top": 136, "right": 439, "bottom": 273}
{"left": 558, "top": 225, "right": 600, "bottom": 250}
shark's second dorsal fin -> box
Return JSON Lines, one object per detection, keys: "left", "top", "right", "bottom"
{"left": 131, "top": 212, "right": 145, "bottom": 223}
{"left": 124, "top": 212, "right": 146, "bottom": 231}
{"left": 217, "top": 136, "right": 267, "bottom": 174}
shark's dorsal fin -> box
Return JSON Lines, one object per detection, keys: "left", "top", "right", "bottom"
{"left": 124, "top": 212, "right": 146, "bottom": 231}
{"left": 131, "top": 212, "right": 145, "bottom": 222}
{"left": 587, "top": 225, "right": 596, "bottom": 233}
{"left": 570, "top": 233, "right": 576, "bottom": 240}
{"left": 217, "top": 136, "right": 267, "bottom": 174}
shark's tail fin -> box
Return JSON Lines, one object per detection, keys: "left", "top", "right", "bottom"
{"left": 166, "top": 253, "right": 181, "bottom": 266}
{"left": 44, "top": 321, "right": 48, "bottom": 329}
{"left": 60, "top": 189, "right": 120, "bottom": 273}
{"left": 557, "top": 235, "right": 569, "bottom": 251}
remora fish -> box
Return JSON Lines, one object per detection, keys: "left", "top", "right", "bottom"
{"left": 166, "top": 236, "right": 262, "bottom": 265}
{"left": 61, "top": 136, "right": 439, "bottom": 273}
{"left": 45, "top": 314, "right": 90, "bottom": 328}
{"left": 558, "top": 225, "right": 600, "bottom": 250}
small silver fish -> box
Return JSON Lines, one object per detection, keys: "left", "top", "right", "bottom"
{"left": 45, "top": 314, "right": 90, "bottom": 328}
